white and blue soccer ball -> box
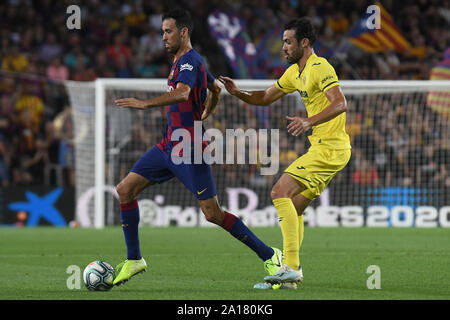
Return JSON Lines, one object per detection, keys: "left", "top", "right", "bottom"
{"left": 83, "top": 261, "right": 115, "bottom": 291}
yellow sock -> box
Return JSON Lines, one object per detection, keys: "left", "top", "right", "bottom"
{"left": 298, "top": 214, "right": 304, "bottom": 266}
{"left": 272, "top": 198, "right": 299, "bottom": 270}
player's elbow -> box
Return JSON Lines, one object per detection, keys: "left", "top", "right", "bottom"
{"left": 337, "top": 98, "right": 347, "bottom": 113}
{"left": 179, "top": 88, "right": 190, "bottom": 102}
{"left": 259, "top": 95, "right": 273, "bottom": 106}
{"left": 208, "top": 82, "right": 221, "bottom": 96}
{"left": 174, "top": 83, "right": 191, "bottom": 102}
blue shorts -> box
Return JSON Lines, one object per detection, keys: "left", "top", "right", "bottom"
{"left": 130, "top": 146, "right": 217, "bottom": 200}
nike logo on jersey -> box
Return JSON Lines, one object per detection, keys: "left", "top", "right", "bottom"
{"left": 297, "top": 166, "right": 306, "bottom": 170}
{"left": 312, "top": 62, "right": 321, "bottom": 66}
{"left": 197, "top": 188, "right": 207, "bottom": 195}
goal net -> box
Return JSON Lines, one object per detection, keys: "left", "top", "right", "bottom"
{"left": 65, "top": 79, "right": 450, "bottom": 228}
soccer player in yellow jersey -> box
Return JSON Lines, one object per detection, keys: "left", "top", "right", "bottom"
{"left": 219, "top": 17, "right": 351, "bottom": 289}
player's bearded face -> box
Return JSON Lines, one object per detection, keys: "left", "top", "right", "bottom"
{"left": 282, "top": 30, "right": 303, "bottom": 64}
{"left": 287, "top": 46, "right": 303, "bottom": 64}
{"left": 162, "top": 18, "right": 182, "bottom": 54}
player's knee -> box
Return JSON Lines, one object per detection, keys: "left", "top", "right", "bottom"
{"left": 271, "top": 180, "right": 300, "bottom": 200}
{"left": 270, "top": 188, "right": 278, "bottom": 200}
{"left": 270, "top": 184, "right": 286, "bottom": 200}
{"left": 116, "top": 181, "right": 134, "bottom": 203}
{"left": 203, "top": 211, "right": 216, "bottom": 223}
{"left": 201, "top": 207, "right": 224, "bottom": 225}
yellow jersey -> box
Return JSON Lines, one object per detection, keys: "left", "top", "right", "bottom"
{"left": 275, "top": 54, "right": 351, "bottom": 150}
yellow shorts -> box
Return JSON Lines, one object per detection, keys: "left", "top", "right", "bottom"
{"left": 284, "top": 147, "right": 351, "bottom": 200}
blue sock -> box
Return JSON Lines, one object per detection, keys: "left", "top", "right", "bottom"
{"left": 221, "top": 211, "right": 274, "bottom": 261}
{"left": 120, "top": 200, "right": 141, "bottom": 260}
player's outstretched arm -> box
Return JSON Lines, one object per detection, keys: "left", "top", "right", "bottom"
{"left": 115, "top": 82, "right": 191, "bottom": 109}
{"left": 286, "top": 85, "right": 347, "bottom": 136}
{"left": 218, "top": 76, "right": 285, "bottom": 106}
{"left": 201, "top": 80, "right": 221, "bottom": 120}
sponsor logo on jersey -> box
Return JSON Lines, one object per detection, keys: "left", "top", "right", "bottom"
{"left": 180, "top": 63, "right": 194, "bottom": 72}
{"left": 321, "top": 75, "right": 334, "bottom": 84}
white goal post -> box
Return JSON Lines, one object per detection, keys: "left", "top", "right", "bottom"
{"left": 65, "top": 79, "right": 450, "bottom": 228}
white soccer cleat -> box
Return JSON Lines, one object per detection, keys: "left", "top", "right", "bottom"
{"left": 263, "top": 264, "right": 303, "bottom": 284}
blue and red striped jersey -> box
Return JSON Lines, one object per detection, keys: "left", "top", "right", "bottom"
{"left": 157, "top": 48, "right": 214, "bottom": 156}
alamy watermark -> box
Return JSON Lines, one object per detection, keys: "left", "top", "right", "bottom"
{"left": 171, "top": 121, "right": 280, "bottom": 176}
{"left": 66, "top": 5, "right": 81, "bottom": 30}
{"left": 366, "top": 265, "right": 381, "bottom": 289}
{"left": 66, "top": 264, "right": 81, "bottom": 290}
{"left": 366, "top": 5, "right": 381, "bottom": 30}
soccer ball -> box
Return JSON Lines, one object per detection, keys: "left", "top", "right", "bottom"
{"left": 83, "top": 261, "right": 115, "bottom": 291}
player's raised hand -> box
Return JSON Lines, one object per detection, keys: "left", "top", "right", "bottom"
{"left": 115, "top": 98, "right": 146, "bottom": 109}
{"left": 201, "top": 104, "right": 214, "bottom": 120}
{"left": 201, "top": 96, "right": 219, "bottom": 120}
{"left": 218, "top": 76, "right": 239, "bottom": 95}
{"left": 286, "top": 116, "right": 312, "bottom": 136}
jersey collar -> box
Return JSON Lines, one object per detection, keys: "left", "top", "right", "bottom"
{"left": 297, "top": 53, "right": 317, "bottom": 79}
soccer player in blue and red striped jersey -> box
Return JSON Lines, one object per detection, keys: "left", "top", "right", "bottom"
{"left": 112, "top": 8, "right": 282, "bottom": 286}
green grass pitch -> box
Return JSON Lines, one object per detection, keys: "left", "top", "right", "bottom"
{"left": 1, "top": 226, "right": 449, "bottom": 300}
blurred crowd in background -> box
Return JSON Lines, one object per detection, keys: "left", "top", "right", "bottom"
{"left": 2, "top": 0, "right": 449, "bottom": 80}
{"left": 0, "top": 0, "right": 449, "bottom": 189}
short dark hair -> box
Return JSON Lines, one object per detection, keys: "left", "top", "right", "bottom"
{"left": 162, "top": 8, "right": 194, "bottom": 36}
{"left": 284, "top": 18, "right": 316, "bottom": 46}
